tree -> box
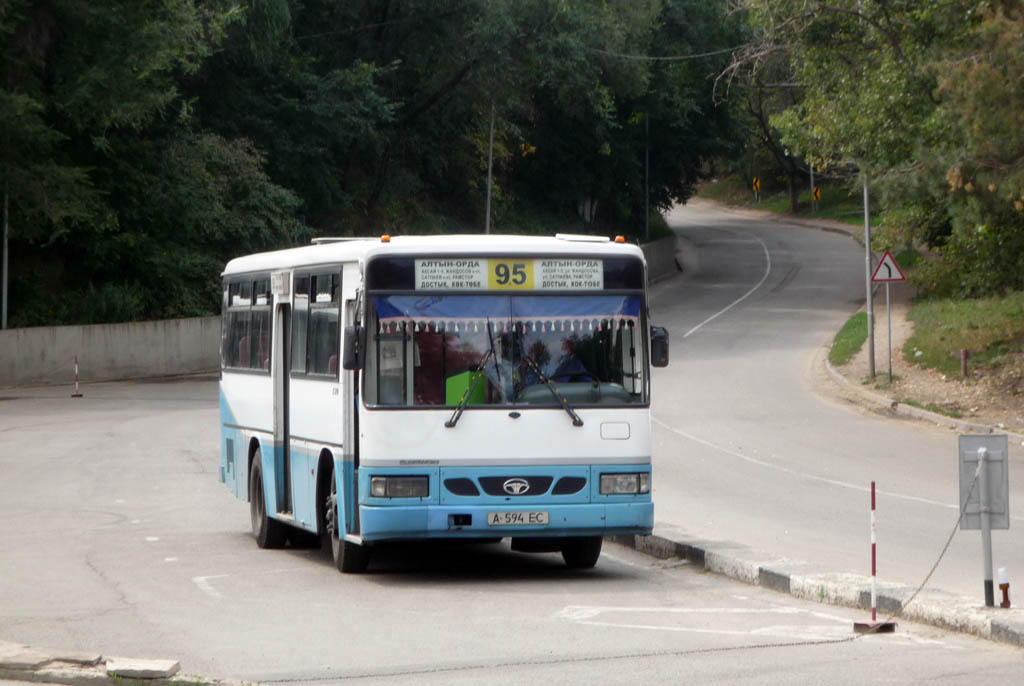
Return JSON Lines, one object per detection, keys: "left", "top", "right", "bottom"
{"left": 731, "top": 0, "right": 1024, "bottom": 296}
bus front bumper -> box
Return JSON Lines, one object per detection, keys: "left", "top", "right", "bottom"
{"left": 358, "top": 502, "right": 653, "bottom": 542}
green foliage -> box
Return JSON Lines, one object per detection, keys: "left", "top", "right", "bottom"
{"left": 829, "top": 311, "right": 867, "bottom": 366}
{"left": 904, "top": 291, "right": 1024, "bottom": 378}
{"left": 735, "top": 0, "right": 1024, "bottom": 297}
{"left": 4, "top": 0, "right": 742, "bottom": 326}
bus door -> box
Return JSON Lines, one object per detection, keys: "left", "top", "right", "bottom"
{"left": 338, "top": 273, "right": 362, "bottom": 537}
{"left": 271, "top": 271, "right": 292, "bottom": 516}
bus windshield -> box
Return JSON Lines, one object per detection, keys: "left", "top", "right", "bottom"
{"left": 363, "top": 294, "right": 647, "bottom": 408}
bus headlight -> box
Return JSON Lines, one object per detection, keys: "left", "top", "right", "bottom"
{"left": 370, "top": 476, "right": 429, "bottom": 498}
{"left": 600, "top": 473, "right": 650, "bottom": 495}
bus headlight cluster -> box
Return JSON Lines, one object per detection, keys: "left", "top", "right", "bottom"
{"left": 600, "top": 473, "right": 650, "bottom": 495}
{"left": 370, "top": 476, "right": 429, "bottom": 498}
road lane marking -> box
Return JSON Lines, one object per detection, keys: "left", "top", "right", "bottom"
{"left": 555, "top": 605, "right": 953, "bottom": 646}
{"left": 682, "top": 232, "right": 772, "bottom": 339}
{"left": 192, "top": 574, "right": 228, "bottom": 600}
{"left": 652, "top": 417, "right": 1024, "bottom": 522}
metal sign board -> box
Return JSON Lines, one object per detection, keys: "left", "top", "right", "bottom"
{"left": 871, "top": 250, "right": 907, "bottom": 283}
{"left": 958, "top": 434, "right": 1010, "bottom": 530}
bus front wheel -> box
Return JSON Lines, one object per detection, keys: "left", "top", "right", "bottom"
{"left": 561, "top": 536, "right": 602, "bottom": 569}
{"left": 326, "top": 468, "right": 370, "bottom": 573}
{"left": 249, "top": 455, "right": 287, "bottom": 549}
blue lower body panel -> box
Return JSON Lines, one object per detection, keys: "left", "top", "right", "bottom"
{"left": 357, "top": 463, "right": 653, "bottom": 542}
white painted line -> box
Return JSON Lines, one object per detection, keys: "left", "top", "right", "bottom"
{"left": 555, "top": 605, "right": 953, "bottom": 646}
{"left": 192, "top": 574, "right": 228, "bottom": 600}
{"left": 651, "top": 418, "right": 1024, "bottom": 521}
{"left": 682, "top": 232, "right": 772, "bottom": 339}
{"left": 145, "top": 536, "right": 159, "bottom": 542}
{"left": 597, "top": 551, "right": 643, "bottom": 568}
{"left": 164, "top": 557, "right": 178, "bottom": 563}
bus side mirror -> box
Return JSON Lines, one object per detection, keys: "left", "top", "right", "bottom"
{"left": 650, "top": 326, "right": 669, "bottom": 367}
{"left": 343, "top": 325, "right": 366, "bottom": 370}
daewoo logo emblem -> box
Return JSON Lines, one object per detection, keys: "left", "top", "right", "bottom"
{"left": 503, "top": 478, "right": 530, "bottom": 495}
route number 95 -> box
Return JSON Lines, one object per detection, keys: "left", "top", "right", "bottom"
{"left": 489, "top": 259, "right": 533, "bottom": 289}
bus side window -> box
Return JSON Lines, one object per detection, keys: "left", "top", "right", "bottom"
{"left": 291, "top": 275, "right": 310, "bottom": 374}
{"left": 308, "top": 273, "right": 340, "bottom": 377}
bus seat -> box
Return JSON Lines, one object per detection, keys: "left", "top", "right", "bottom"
{"left": 328, "top": 354, "right": 338, "bottom": 374}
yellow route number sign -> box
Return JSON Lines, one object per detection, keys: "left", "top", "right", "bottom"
{"left": 488, "top": 259, "right": 534, "bottom": 290}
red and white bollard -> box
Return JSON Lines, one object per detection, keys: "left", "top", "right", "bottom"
{"left": 855, "top": 481, "right": 896, "bottom": 634}
{"left": 71, "top": 355, "right": 83, "bottom": 398}
{"left": 998, "top": 567, "right": 1011, "bottom": 608}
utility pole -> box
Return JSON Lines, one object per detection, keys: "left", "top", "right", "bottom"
{"left": 809, "top": 165, "right": 815, "bottom": 211}
{"left": 864, "top": 174, "right": 874, "bottom": 378}
{"left": 484, "top": 100, "right": 495, "bottom": 235}
{"left": 644, "top": 115, "right": 650, "bottom": 242}
{"left": 2, "top": 180, "right": 8, "bottom": 330}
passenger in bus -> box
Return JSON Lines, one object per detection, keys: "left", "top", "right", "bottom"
{"left": 551, "top": 337, "right": 593, "bottom": 383}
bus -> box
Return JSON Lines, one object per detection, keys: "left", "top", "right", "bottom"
{"left": 219, "top": 234, "right": 669, "bottom": 573}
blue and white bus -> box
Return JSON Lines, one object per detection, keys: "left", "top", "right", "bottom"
{"left": 219, "top": 234, "right": 669, "bottom": 572}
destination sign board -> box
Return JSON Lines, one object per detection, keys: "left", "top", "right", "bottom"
{"left": 415, "top": 258, "right": 603, "bottom": 291}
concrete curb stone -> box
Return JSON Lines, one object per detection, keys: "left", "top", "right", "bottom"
{"left": 614, "top": 527, "right": 1024, "bottom": 649}
{"left": 0, "top": 641, "right": 221, "bottom": 686}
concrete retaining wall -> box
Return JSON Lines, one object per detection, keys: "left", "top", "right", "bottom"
{"left": 0, "top": 236, "right": 679, "bottom": 388}
{"left": 0, "top": 316, "right": 221, "bottom": 388}
{"left": 642, "top": 235, "right": 679, "bottom": 283}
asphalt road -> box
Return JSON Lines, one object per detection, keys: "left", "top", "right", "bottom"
{"left": 0, "top": 377, "right": 1020, "bottom": 684}
{"left": 2, "top": 203, "right": 1023, "bottom": 682}
{"left": 651, "top": 202, "right": 1024, "bottom": 603}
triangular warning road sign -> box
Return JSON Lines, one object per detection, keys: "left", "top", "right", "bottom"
{"left": 871, "top": 250, "right": 907, "bottom": 283}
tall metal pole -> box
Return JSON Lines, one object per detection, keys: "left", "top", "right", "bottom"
{"left": 484, "top": 100, "right": 495, "bottom": 235}
{"left": 644, "top": 115, "right": 650, "bottom": 241}
{"left": 886, "top": 283, "right": 893, "bottom": 380}
{"left": 809, "top": 166, "right": 815, "bottom": 211}
{"left": 864, "top": 175, "right": 874, "bottom": 378}
{"left": 979, "top": 446, "right": 995, "bottom": 607}
{"left": 2, "top": 181, "right": 8, "bottom": 330}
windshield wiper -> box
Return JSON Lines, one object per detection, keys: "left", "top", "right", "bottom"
{"left": 520, "top": 354, "right": 584, "bottom": 427}
{"left": 445, "top": 321, "right": 498, "bottom": 429}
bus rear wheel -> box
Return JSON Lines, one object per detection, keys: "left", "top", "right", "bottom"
{"left": 249, "top": 455, "right": 287, "bottom": 549}
{"left": 561, "top": 536, "right": 602, "bottom": 569}
{"left": 325, "top": 467, "right": 369, "bottom": 573}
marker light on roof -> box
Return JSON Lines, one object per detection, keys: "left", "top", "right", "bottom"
{"left": 614, "top": 235, "right": 626, "bottom": 243}
{"left": 381, "top": 235, "right": 391, "bottom": 243}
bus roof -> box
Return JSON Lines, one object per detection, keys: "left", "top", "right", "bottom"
{"left": 222, "top": 234, "right": 646, "bottom": 276}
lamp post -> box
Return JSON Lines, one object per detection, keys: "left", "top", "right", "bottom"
{"left": 484, "top": 100, "right": 495, "bottom": 235}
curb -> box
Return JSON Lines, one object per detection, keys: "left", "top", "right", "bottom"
{"left": 0, "top": 643, "right": 227, "bottom": 686}
{"left": 612, "top": 530, "right": 1024, "bottom": 649}
{"left": 824, "top": 352, "right": 1024, "bottom": 443}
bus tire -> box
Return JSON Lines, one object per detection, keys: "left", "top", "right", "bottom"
{"left": 249, "top": 456, "right": 287, "bottom": 549}
{"left": 327, "top": 466, "right": 370, "bottom": 573}
{"left": 561, "top": 536, "right": 602, "bottom": 569}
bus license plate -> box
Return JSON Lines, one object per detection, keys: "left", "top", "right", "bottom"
{"left": 487, "top": 511, "right": 549, "bottom": 526}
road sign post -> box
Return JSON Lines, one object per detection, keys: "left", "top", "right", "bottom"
{"left": 871, "top": 250, "right": 906, "bottom": 381}
{"left": 752, "top": 177, "right": 761, "bottom": 203}
{"left": 863, "top": 177, "right": 874, "bottom": 378}
{"left": 959, "top": 435, "right": 1010, "bottom": 607}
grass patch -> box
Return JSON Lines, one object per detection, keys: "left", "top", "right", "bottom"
{"left": 904, "top": 291, "right": 1024, "bottom": 377}
{"left": 900, "top": 398, "right": 964, "bottom": 419}
{"left": 829, "top": 311, "right": 868, "bottom": 366}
